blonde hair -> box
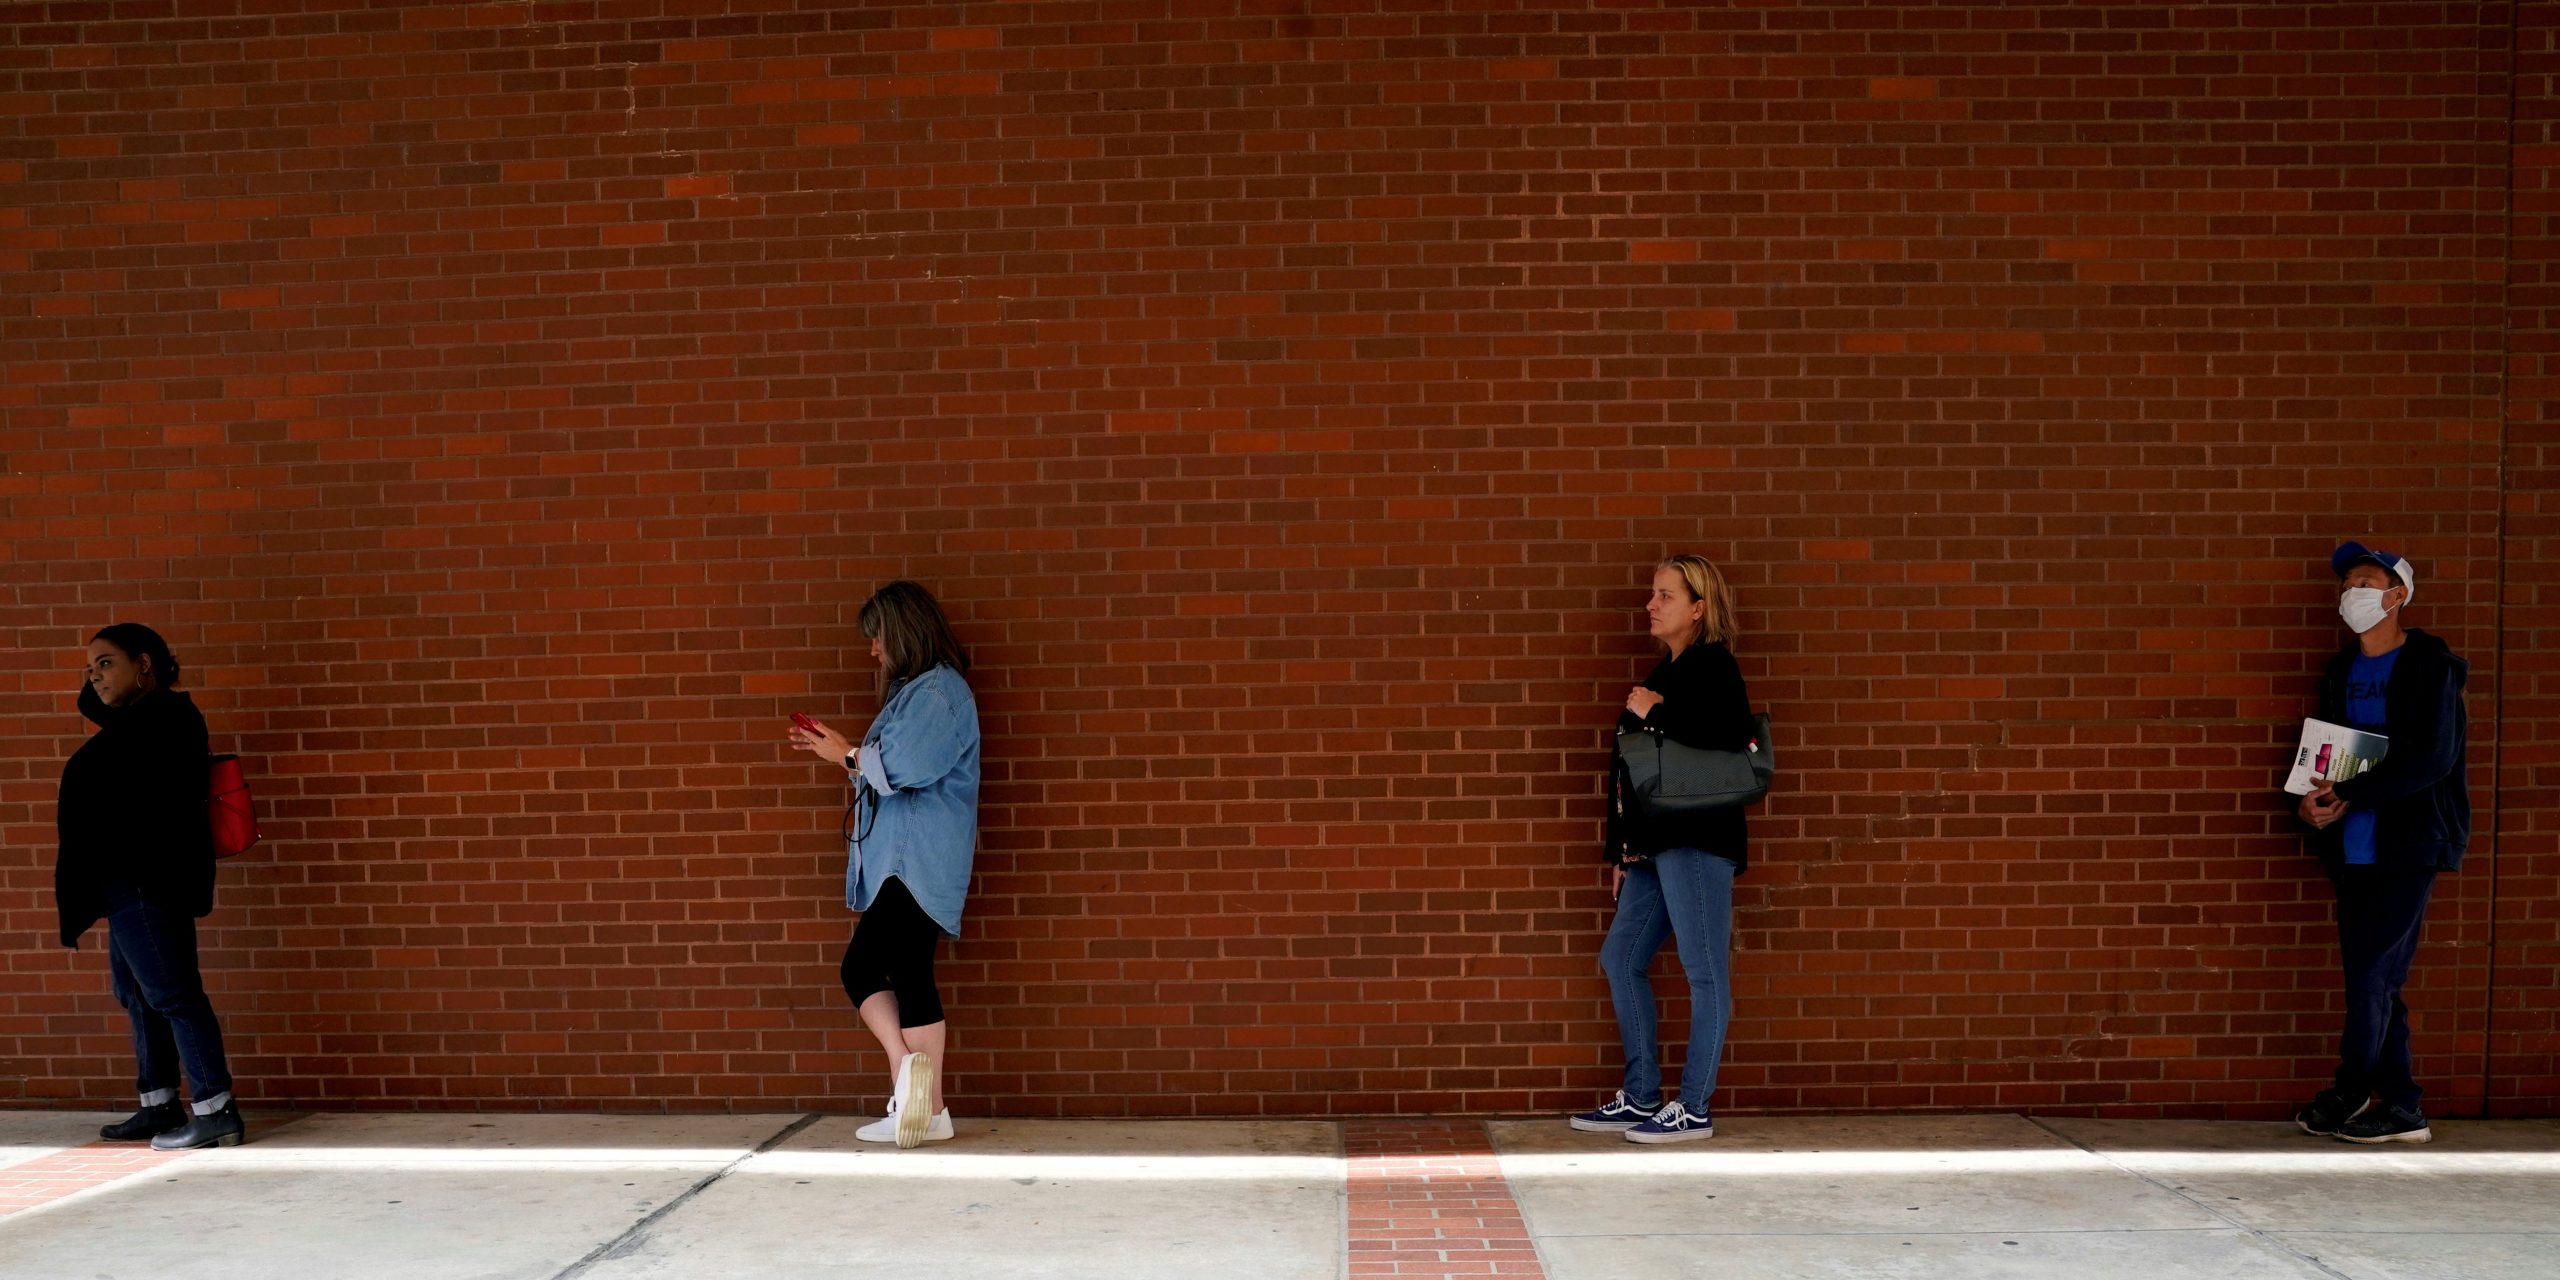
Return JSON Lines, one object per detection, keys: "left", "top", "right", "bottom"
{"left": 1656, "top": 554, "right": 1737, "bottom": 648}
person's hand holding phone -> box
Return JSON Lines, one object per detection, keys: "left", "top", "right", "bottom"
{"left": 788, "top": 713, "right": 854, "bottom": 769}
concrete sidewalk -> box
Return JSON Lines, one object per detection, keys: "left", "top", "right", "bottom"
{"left": 1, "top": 1109, "right": 2553, "bottom": 1279}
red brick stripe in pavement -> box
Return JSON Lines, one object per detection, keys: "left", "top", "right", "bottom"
{"left": 1343, "top": 1118, "right": 1548, "bottom": 1278}
{"left": 0, "top": 1141, "right": 197, "bottom": 1218}
{"left": 2, "top": 1118, "right": 1553, "bottom": 1271}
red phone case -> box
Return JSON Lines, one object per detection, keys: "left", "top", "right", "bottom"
{"left": 790, "top": 713, "right": 819, "bottom": 733}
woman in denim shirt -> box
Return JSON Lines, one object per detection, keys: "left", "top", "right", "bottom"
{"left": 791, "top": 581, "right": 981, "bottom": 1148}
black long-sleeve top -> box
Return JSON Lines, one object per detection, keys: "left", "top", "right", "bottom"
{"left": 1607, "top": 640, "right": 1756, "bottom": 873}
{"left": 55, "top": 684, "right": 215, "bottom": 947}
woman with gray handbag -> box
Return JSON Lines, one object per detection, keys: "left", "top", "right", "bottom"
{"left": 1567, "top": 554, "right": 1769, "bottom": 1144}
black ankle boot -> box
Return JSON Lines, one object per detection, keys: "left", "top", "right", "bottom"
{"left": 100, "top": 1101, "right": 185, "bottom": 1141}
{"left": 150, "top": 1101, "right": 246, "bottom": 1150}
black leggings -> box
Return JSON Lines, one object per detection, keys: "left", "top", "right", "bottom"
{"left": 840, "top": 876, "right": 945, "bottom": 1029}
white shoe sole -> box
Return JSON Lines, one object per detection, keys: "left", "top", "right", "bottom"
{"left": 2339, "top": 1126, "right": 2432, "bottom": 1145}
{"left": 896, "top": 1052, "right": 936, "bottom": 1149}
{"left": 1568, "top": 1117, "right": 1644, "bottom": 1132}
{"left": 1623, "top": 1126, "right": 1714, "bottom": 1144}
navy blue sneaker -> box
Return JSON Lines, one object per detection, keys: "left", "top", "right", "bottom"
{"left": 1568, "top": 1091, "right": 1662, "bottom": 1132}
{"left": 2295, "top": 1089, "right": 2371, "bottom": 1137}
{"left": 1625, "top": 1101, "right": 1714, "bottom": 1144}
{"left": 2336, "top": 1104, "right": 2431, "bottom": 1145}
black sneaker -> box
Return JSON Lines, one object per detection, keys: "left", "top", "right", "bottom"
{"left": 1568, "top": 1091, "right": 1662, "bottom": 1132}
{"left": 2294, "top": 1089, "right": 2371, "bottom": 1137}
{"left": 2336, "top": 1103, "right": 2430, "bottom": 1145}
{"left": 99, "top": 1101, "right": 185, "bottom": 1141}
{"left": 150, "top": 1101, "right": 246, "bottom": 1150}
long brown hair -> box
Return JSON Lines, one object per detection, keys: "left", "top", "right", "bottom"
{"left": 858, "top": 580, "right": 970, "bottom": 684}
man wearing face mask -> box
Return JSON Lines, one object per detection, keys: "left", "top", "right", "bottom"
{"left": 2291, "top": 542, "right": 2470, "bottom": 1145}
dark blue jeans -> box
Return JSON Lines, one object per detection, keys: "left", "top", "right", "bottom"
{"left": 1600, "top": 848, "right": 1736, "bottom": 1113}
{"left": 2330, "top": 865, "right": 2437, "bottom": 1111}
{"left": 104, "top": 892, "right": 233, "bottom": 1105}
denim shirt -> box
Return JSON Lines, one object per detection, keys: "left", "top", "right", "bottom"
{"left": 847, "top": 663, "right": 980, "bottom": 936}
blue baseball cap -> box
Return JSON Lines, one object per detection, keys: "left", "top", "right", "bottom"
{"left": 2331, "top": 541, "right": 2416, "bottom": 602}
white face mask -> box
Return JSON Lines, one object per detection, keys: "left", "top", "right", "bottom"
{"left": 2339, "top": 587, "right": 2394, "bottom": 634}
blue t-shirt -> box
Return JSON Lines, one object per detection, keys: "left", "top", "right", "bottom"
{"left": 2340, "top": 647, "right": 2401, "bottom": 866}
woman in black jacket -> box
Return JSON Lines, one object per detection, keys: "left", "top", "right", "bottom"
{"left": 1569, "top": 555, "right": 1757, "bottom": 1144}
{"left": 55, "top": 624, "right": 243, "bottom": 1149}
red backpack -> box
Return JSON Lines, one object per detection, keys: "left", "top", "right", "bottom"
{"left": 208, "top": 754, "right": 260, "bottom": 858}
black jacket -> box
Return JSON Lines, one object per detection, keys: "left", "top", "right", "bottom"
{"left": 2303, "top": 627, "right": 2471, "bottom": 871}
{"left": 55, "top": 685, "right": 215, "bottom": 947}
{"left": 1608, "top": 641, "right": 1756, "bottom": 873}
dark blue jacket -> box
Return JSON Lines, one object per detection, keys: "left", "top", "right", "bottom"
{"left": 2304, "top": 627, "right": 2471, "bottom": 871}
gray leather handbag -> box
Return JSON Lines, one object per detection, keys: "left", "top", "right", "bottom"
{"left": 1613, "top": 712, "right": 1775, "bottom": 817}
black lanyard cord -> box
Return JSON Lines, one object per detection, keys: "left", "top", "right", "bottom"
{"left": 843, "top": 744, "right": 883, "bottom": 845}
{"left": 843, "top": 789, "right": 879, "bottom": 844}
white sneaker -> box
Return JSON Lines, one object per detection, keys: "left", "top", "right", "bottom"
{"left": 854, "top": 1100, "right": 953, "bottom": 1145}
{"left": 855, "top": 1097, "right": 901, "bottom": 1144}
{"left": 854, "top": 1055, "right": 920, "bottom": 1145}
{"left": 896, "top": 1051, "right": 939, "bottom": 1149}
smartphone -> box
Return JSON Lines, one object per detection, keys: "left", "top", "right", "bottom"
{"left": 789, "top": 712, "right": 820, "bottom": 735}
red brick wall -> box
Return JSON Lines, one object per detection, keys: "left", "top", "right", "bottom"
{"left": 2499, "top": 0, "right": 2560, "bottom": 1116}
{"left": 0, "top": 1, "right": 2545, "bottom": 1117}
